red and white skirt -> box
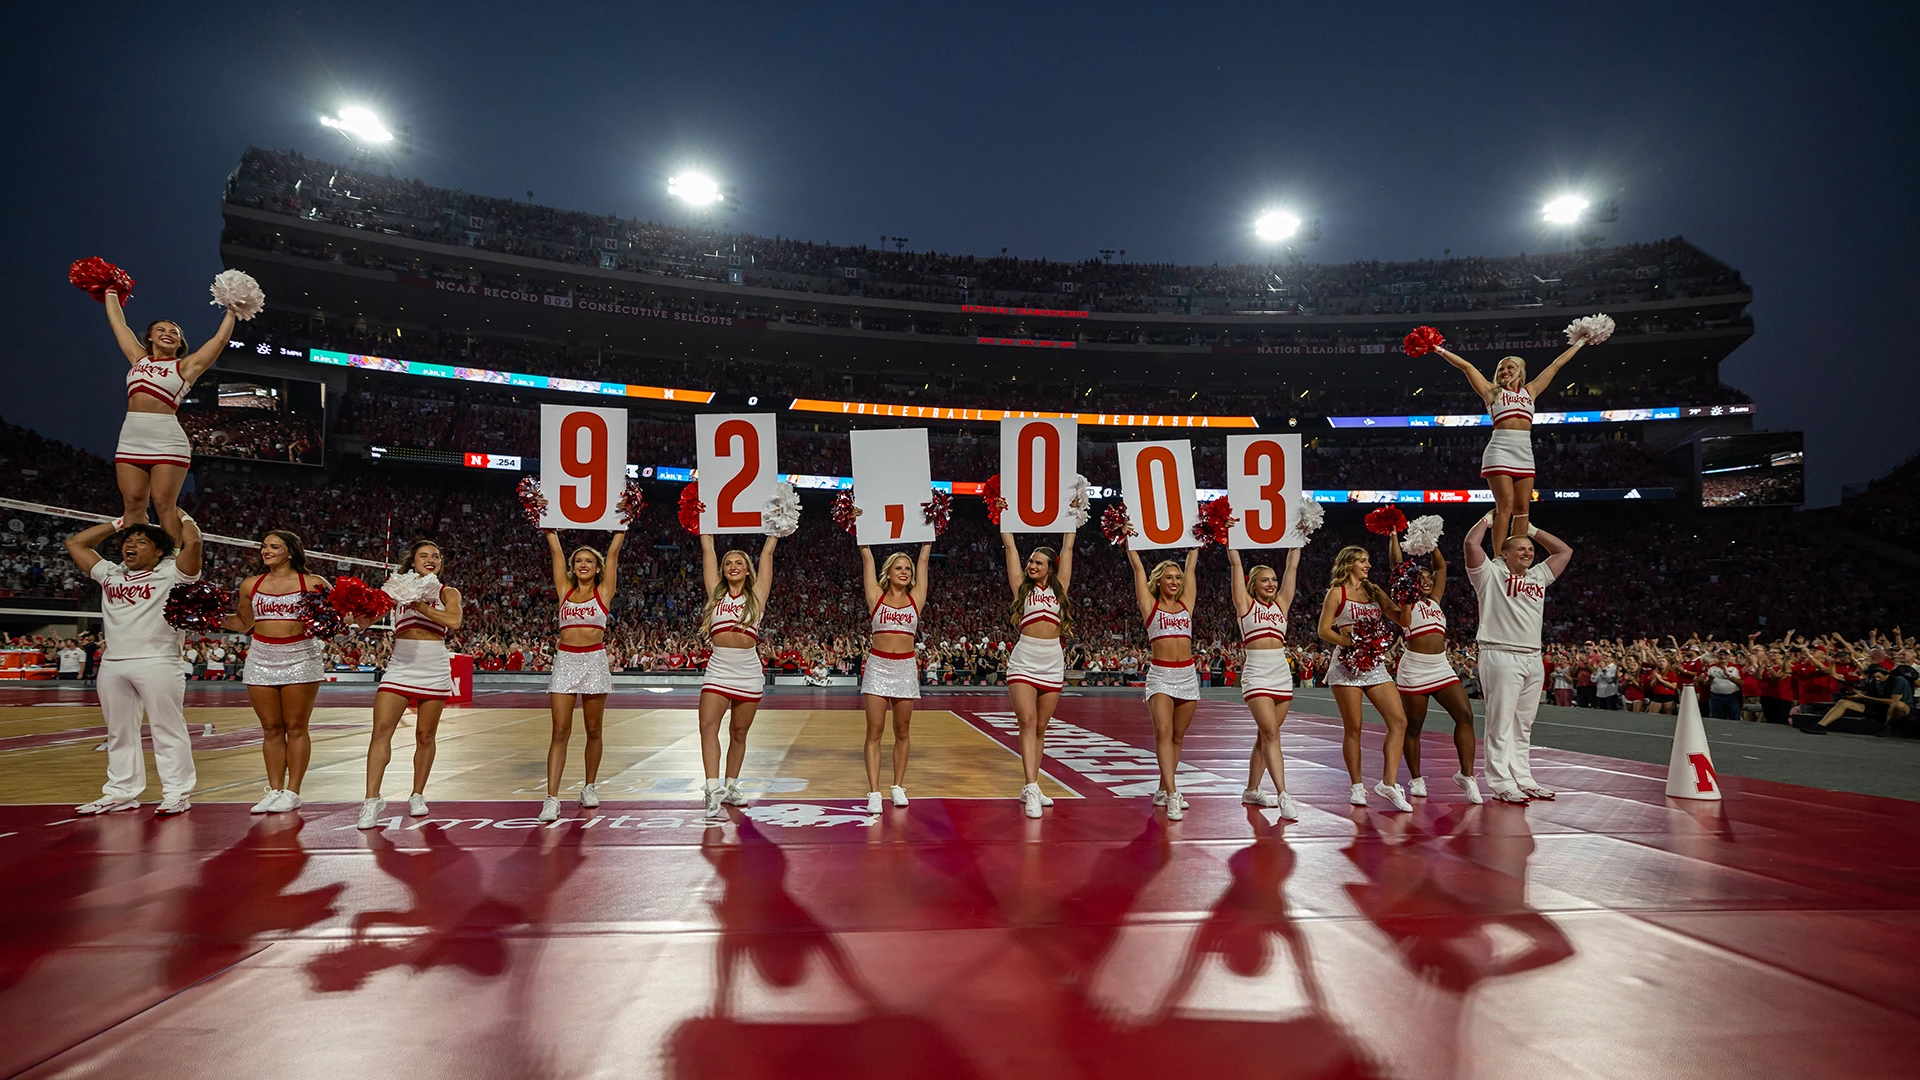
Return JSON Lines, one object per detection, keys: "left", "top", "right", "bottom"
{"left": 379, "top": 638, "right": 452, "bottom": 704}
{"left": 116, "top": 412, "right": 191, "bottom": 470}
{"left": 1005, "top": 635, "right": 1064, "bottom": 693}
{"left": 702, "top": 645, "right": 764, "bottom": 702}
{"left": 1143, "top": 658, "right": 1200, "bottom": 702}
{"left": 861, "top": 650, "right": 920, "bottom": 699}
{"left": 1394, "top": 648, "right": 1460, "bottom": 695}
{"left": 1240, "top": 648, "right": 1294, "bottom": 702}
{"left": 1480, "top": 428, "right": 1535, "bottom": 479}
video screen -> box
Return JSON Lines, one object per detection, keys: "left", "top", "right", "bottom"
{"left": 177, "top": 378, "right": 326, "bottom": 465}
{"left": 1700, "top": 432, "right": 1803, "bottom": 508}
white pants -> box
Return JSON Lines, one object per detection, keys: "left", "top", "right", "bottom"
{"left": 1480, "top": 646, "right": 1544, "bottom": 792}
{"left": 97, "top": 657, "right": 196, "bottom": 800}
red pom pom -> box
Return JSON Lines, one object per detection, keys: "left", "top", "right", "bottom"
{"left": 1193, "top": 497, "right": 1238, "bottom": 547}
{"left": 1101, "top": 504, "right": 1136, "bottom": 546}
{"left": 1339, "top": 611, "right": 1399, "bottom": 674}
{"left": 831, "top": 490, "right": 860, "bottom": 536}
{"left": 516, "top": 476, "right": 547, "bottom": 527}
{"left": 328, "top": 575, "right": 395, "bottom": 621}
{"left": 922, "top": 491, "right": 952, "bottom": 537}
{"left": 678, "top": 482, "right": 704, "bottom": 536}
{"left": 69, "top": 257, "right": 135, "bottom": 304}
{"left": 163, "top": 581, "right": 232, "bottom": 632}
{"left": 617, "top": 481, "right": 647, "bottom": 526}
{"left": 298, "top": 589, "right": 347, "bottom": 641}
{"left": 1388, "top": 560, "right": 1428, "bottom": 606}
{"left": 983, "top": 474, "right": 1006, "bottom": 525}
{"left": 1402, "top": 325, "right": 1444, "bottom": 357}
{"left": 1365, "top": 506, "right": 1409, "bottom": 536}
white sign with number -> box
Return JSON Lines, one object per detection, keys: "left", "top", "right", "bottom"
{"left": 539, "top": 404, "right": 629, "bottom": 530}
{"left": 998, "top": 417, "right": 1079, "bottom": 532}
{"left": 695, "top": 413, "right": 778, "bottom": 534}
{"left": 849, "top": 428, "right": 936, "bottom": 545}
{"left": 1117, "top": 439, "right": 1200, "bottom": 551}
{"left": 1226, "top": 434, "right": 1304, "bottom": 549}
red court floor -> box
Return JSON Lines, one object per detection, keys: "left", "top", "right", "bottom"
{"left": 2, "top": 690, "right": 1917, "bottom": 1079}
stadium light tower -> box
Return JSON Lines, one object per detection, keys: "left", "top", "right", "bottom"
{"left": 1254, "top": 210, "right": 1302, "bottom": 242}
{"left": 1542, "top": 194, "right": 1589, "bottom": 224}
{"left": 669, "top": 172, "right": 724, "bottom": 208}
{"left": 320, "top": 106, "right": 394, "bottom": 145}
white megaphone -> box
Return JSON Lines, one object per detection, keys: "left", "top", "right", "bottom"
{"left": 1665, "top": 691, "right": 1722, "bottom": 801}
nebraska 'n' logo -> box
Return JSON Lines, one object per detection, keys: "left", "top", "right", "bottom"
{"left": 743, "top": 804, "right": 878, "bottom": 828}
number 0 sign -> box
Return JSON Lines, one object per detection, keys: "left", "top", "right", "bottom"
{"left": 998, "top": 418, "right": 1078, "bottom": 532}
{"left": 539, "top": 404, "right": 629, "bottom": 530}
{"left": 849, "top": 428, "right": 936, "bottom": 545}
{"left": 695, "top": 413, "right": 778, "bottom": 534}
{"left": 1226, "top": 434, "right": 1304, "bottom": 549}
{"left": 1117, "top": 440, "right": 1200, "bottom": 551}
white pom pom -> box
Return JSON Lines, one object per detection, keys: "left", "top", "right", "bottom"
{"left": 1289, "top": 500, "right": 1326, "bottom": 544}
{"left": 761, "top": 482, "right": 802, "bottom": 538}
{"left": 1068, "top": 473, "right": 1092, "bottom": 528}
{"left": 209, "top": 269, "right": 266, "bottom": 321}
{"left": 1401, "top": 514, "right": 1445, "bottom": 557}
{"left": 381, "top": 571, "right": 441, "bottom": 607}
{"left": 1564, "top": 313, "right": 1615, "bottom": 345}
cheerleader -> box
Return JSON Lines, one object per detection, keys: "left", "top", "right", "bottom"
{"left": 102, "top": 290, "right": 234, "bottom": 538}
{"left": 1434, "top": 340, "right": 1587, "bottom": 544}
{"left": 539, "top": 529, "right": 625, "bottom": 823}
{"left": 1317, "top": 545, "right": 1413, "bottom": 812}
{"left": 1128, "top": 547, "right": 1201, "bottom": 821}
{"left": 859, "top": 543, "right": 931, "bottom": 814}
{"left": 1228, "top": 546, "right": 1302, "bottom": 819}
{"left": 225, "top": 531, "right": 329, "bottom": 815}
{"left": 698, "top": 533, "right": 777, "bottom": 820}
{"left": 358, "top": 541, "right": 463, "bottom": 830}
{"left": 1386, "top": 535, "right": 1483, "bottom": 804}
{"left": 1001, "top": 529, "right": 1075, "bottom": 819}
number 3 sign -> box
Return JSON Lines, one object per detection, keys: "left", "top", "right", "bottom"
{"left": 849, "top": 428, "right": 936, "bottom": 545}
{"left": 695, "top": 413, "right": 779, "bottom": 534}
{"left": 539, "top": 404, "right": 629, "bottom": 530}
{"left": 1226, "top": 433, "right": 1303, "bottom": 549}
{"left": 1117, "top": 439, "right": 1200, "bottom": 550}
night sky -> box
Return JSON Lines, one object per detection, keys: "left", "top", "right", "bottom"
{"left": 8, "top": 3, "right": 1914, "bottom": 504}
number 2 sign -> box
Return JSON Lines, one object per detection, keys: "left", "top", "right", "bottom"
{"left": 849, "top": 428, "right": 936, "bottom": 545}
{"left": 1225, "top": 433, "right": 1303, "bottom": 549}
{"left": 998, "top": 418, "right": 1078, "bottom": 532}
{"left": 539, "top": 404, "right": 630, "bottom": 530}
{"left": 1117, "top": 439, "right": 1200, "bottom": 550}
{"left": 695, "top": 413, "right": 778, "bottom": 534}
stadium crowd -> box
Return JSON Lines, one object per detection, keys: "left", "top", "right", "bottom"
{"left": 178, "top": 407, "right": 322, "bottom": 465}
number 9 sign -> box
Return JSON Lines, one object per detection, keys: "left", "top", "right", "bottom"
{"left": 539, "top": 404, "right": 629, "bottom": 530}
{"left": 1225, "top": 433, "right": 1303, "bottom": 549}
{"left": 695, "top": 413, "right": 778, "bottom": 534}
{"left": 1117, "top": 439, "right": 1200, "bottom": 550}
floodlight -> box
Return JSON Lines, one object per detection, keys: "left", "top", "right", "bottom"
{"left": 1542, "top": 195, "right": 1589, "bottom": 224}
{"left": 669, "top": 172, "right": 723, "bottom": 207}
{"left": 1254, "top": 210, "right": 1301, "bottom": 242}
{"left": 320, "top": 106, "right": 394, "bottom": 143}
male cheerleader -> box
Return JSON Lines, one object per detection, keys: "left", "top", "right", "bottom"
{"left": 1463, "top": 513, "right": 1572, "bottom": 803}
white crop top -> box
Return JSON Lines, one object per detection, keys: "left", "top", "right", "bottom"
{"left": 1406, "top": 597, "right": 1447, "bottom": 640}
{"left": 249, "top": 575, "right": 312, "bottom": 639}
{"left": 871, "top": 598, "right": 919, "bottom": 638}
{"left": 1333, "top": 585, "right": 1380, "bottom": 629}
{"left": 393, "top": 587, "right": 449, "bottom": 637}
{"left": 1490, "top": 387, "right": 1535, "bottom": 425}
{"left": 127, "top": 356, "right": 190, "bottom": 410}
{"left": 1019, "top": 585, "right": 1061, "bottom": 631}
{"left": 709, "top": 590, "right": 758, "bottom": 640}
{"left": 559, "top": 590, "right": 608, "bottom": 632}
{"left": 1146, "top": 604, "right": 1192, "bottom": 643}
{"left": 1239, "top": 599, "right": 1288, "bottom": 645}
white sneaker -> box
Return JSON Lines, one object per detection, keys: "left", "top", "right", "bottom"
{"left": 890, "top": 785, "right": 909, "bottom": 807}
{"left": 76, "top": 796, "right": 139, "bottom": 815}
{"left": 356, "top": 797, "right": 387, "bottom": 829}
{"left": 1152, "top": 788, "right": 1168, "bottom": 805}
{"left": 866, "top": 791, "right": 884, "bottom": 814}
{"left": 1490, "top": 786, "right": 1529, "bottom": 805}
{"left": 1453, "top": 771, "right": 1484, "bottom": 805}
{"left": 538, "top": 796, "right": 560, "bottom": 823}
{"left": 1373, "top": 782, "right": 1413, "bottom": 813}
{"left": 407, "top": 793, "right": 429, "bottom": 817}
{"left": 1037, "top": 791, "right": 1054, "bottom": 807}
{"left": 1020, "top": 783, "right": 1043, "bottom": 819}
{"left": 1165, "top": 791, "right": 1185, "bottom": 821}
{"left": 1407, "top": 776, "right": 1428, "bottom": 798}
{"left": 1349, "top": 783, "right": 1369, "bottom": 806}
{"left": 1275, "top": 792, "right": 1301, "bottom": 821}
{"left": 704, "top": 783, "right": 726, "bottom": 820}
{"left": 279, "top": 791, "right": 304, "bottom": 811}
{"left": 250, "top": 788, "right": 282, "bottom": 814}
{"left": 1520, "top": 784, "right": 1556, "bottom": 800}
{"left": 579, "top": 783, "right": 601, "bottom": 808}
{"left": 155, "top": 795, "right": 191, "bottom": 816}
{"left": 1242, "top": 788, "right": 1279, "bottom": 808}
{"left": 264, "top": 789, "right": 300, "bottom": 813}
{"left": 722, "top": 781, "right": 751, "bottom": 807}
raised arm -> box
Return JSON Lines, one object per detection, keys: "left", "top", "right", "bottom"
{"left": 1277, "top": 547, "right": 1302, "bottom": 611}
{"left": 599, "top": 531, "right": 624, "bottom": 603}
{"left": 1388, "top": 531, "right": 1403, "bottom": 567}
{"left": 1001, "top": 532, "right": 1024, "bottom": 595}
{"left": 547, "top": 530, "right": 569, "bottom": 595}
{"left": 1056, "top": 529, "right": 1075, "bottom": 591}
{"left": 1429, "top": 548, "right": 1448, "bottom": 601}
{"left": 1127, "top": 548, "right": 1155, "bottom": 622}
{"left": 1180, "top": 546, "right": 1199, "bottom": 610}
{"left": 180, "top": 309, "right": 237, "bottom": 382}
{"left": 1227, "top": 548, "right": 1251, "bottom": 617}
{"left": 1525, "top": 341, "right": 1586, "bottom": 402}
{"left": 701, "top": 534, "right": 720, "bottom": 594}
{"left": 753, "top": 535, "right": 777, "bottom": 606}
{"left": 174, "top": 513, "right": 203, "bottom": 579}
{"left": 1434, "top": 346, "right": 1494, "bottom": 402}
{"left": 911, "top": 542, "right": 932, "bottom": 607}
{"left": 103, "top": 292, "right": 145, "bottom": 363}
{"left": 64, "top": 521, "right": 117, "bottom": 576}
{"left": 1464, "top": 513, "right": 1491, "bottom": 570}
{"left": 1532, "top": 525, "right": 1572, "bottom": 579}
{"left": 860, "top": 545, "right": 882, "bottom": 609}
